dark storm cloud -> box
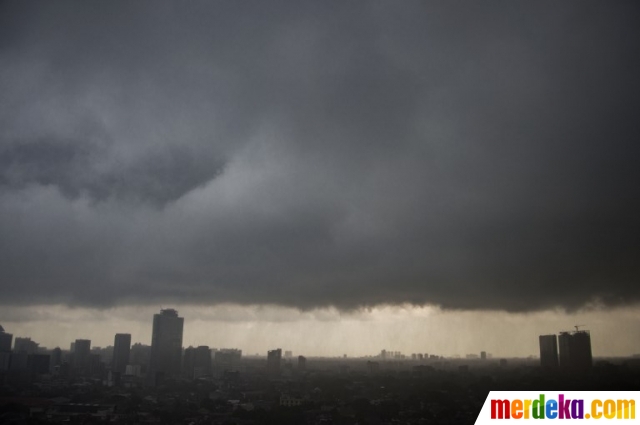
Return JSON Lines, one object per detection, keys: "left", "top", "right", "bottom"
{"left": 1, "top": 1, "right": 639, "bottom": 312}
{"left": 0, "top": 136, "right": 224, "bottom": 204}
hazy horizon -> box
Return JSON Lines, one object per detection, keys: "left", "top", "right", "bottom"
{"left": 4, "top": 303, "right": 640, "bottom": 358}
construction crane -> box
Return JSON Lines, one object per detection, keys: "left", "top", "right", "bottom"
{"left": 574, "top": 324, "right": 586, "bottom": 332}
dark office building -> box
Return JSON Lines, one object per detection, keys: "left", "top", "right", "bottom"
{"left": 150, "top": 309, "right": 184, "bottom": 380}
{"left": 559, "top": 331, "right": 592, "bottom": 372}
{"left": 267, "top": 348, "right": 282, "bottom": 376}
{"left": 90, "top": 353, "right": 103, "bottom": 377}
{"left": 14, "top": 337, "right": 38, "bottom": 354}
{"left": 213, "top": 348, "right": 241, "bottom": 375}
{"left": 298, "top": 355, "right": 306, "bottom": 371}
{"left": 74, "top": 339, "right": 91, "bottom": 376}
{"left": 194, "top": 346, "right": 212, "bottom": 377}
{"left": 28, "top": 354, "right": 50, "bottom": 375}
{"left": 130, "top": 343, "right": 151, "bottom": 374}
{"left": 539, "top": 334, "right": 559, "bottom": 369}
{"left": 215, "top": 348, "right": 241, "bottom": 362}
{"left": 112, "top": 334, "right": 131, "bottom": 374}
{"left": 0, "top": 325, "right": 12, "bottom": 352}
{"left": 184, "top": 346, "right": 212, "bottom": 379}
{"left": 183, "top": 346, "right": 195, "bottom": 378}
{"left": 51, "top": 347, "right": 62, "bottom": 371}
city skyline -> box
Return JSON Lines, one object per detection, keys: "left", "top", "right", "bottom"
{"left": 1, "top": 2, "right": 640, "bottom": 361}
{"left": 2, "top": 305, "right": 638, "bottom": 359}
{"left": 3, "top": 308, "right": 629, "bottom": 425}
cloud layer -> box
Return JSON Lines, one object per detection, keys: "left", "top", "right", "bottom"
{"left": 1, "top": 1, "right": 639, "bottom": 312}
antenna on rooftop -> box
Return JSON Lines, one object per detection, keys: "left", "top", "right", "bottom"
{"left": 574, "top": 324, "right": 586, "bottom": 331}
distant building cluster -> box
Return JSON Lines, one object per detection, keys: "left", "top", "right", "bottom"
{"left": 0, "top": 309, "right": 252, "bottom": 388}
{"left": 378, "top": 349, "right": 491, "bottom": 362}
{"left": 379, "top": 350, "right": 440, "bottom": 360}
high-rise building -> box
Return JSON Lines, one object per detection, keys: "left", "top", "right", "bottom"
{"left": 130, "top": 343, "right": 151, "bottom": 374}
{"left": 183, "top": 345, "right": 212, "bottom": 379}
{"left": 183, "top": 346, "right": 196, "bottom": 378}
{"left": 112, "top": 334, "right": 131, "bottom": 374}
{"left": 74, "top": 339, "right": 91, "bottom": 376}
{"left": 539, "top": 334, "right": 559, "bottom": 369}
{"left": 480, "top": 351, "right": 487, "bottom": 360}
{"left": 193, "top": 346, "right": 212, "bottom": 378}
{"left": 298, "top": 355, "right": 306, "bottom": 371}
{"left": 93, "top": 346, "right": 113, "bottom": 365}
{"left": 51, "top": 347, "right": 62, "bottom": 370}
{"left": 150, "top": 309, "right": 184, "bottom": 380}
{"left": 559, "top": 330, "right": 592, "bottom": 372}
{"left": 213, "top": 348, "right": 241, "bottom": 375}
{"left": 0, "top": 325, "right": 12, "bottom": 352}
{"left": 267, "top": 348, "right": 282, "bottom": 376}
{"left": 14, "top": 337, "right": 38, "bottom": 354}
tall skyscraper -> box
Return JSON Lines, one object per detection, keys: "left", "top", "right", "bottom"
{"left": 112, "top": 333, "right": 132, "bottom": 374}
{"left": 0, "top": 325, "right": 12, "bottom": 352}
{"left": 74, "top": 339, "right": 91, "bottom": 376}
{"left": 539, "top": 334, "right": 559, "bottom": 369}
{"left": 559, "top": 330, "right": 592, "bottom": 372}
{"left": 298, "top": 355, "right": 306, "bottom": 371}
{"left": 267, "top": 348, "right": 282, "bottom": 376}
{"left": 150, "top": 309, "right": 184, "bottom": 379}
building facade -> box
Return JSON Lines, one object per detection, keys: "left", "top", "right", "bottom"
{"left": 559, "top": 330, "right": 592, "bottom": 372}
{"left": 14, "top": 337, "right": 38, "bottom": 354}
{"left": 267, "top": 348, "right": 282, "bottom": 376}
{"left": 539, "top": 334, "right": 559, "bottom": 369}
{"left": 112, "top": 333, "right": 131, "bottom": 374}
{"left": 150, "top": 309, "right": 184, "bottom": 380}
{"left": 74, "top": 339, "right": 92, "bottom": 376}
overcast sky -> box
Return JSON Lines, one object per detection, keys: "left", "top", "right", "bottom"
{"left": 1, "top": 1, "right": 639, "bottom": 355}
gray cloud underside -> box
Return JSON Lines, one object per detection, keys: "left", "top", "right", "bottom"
{"left": 1, "top": 1, "right": 639, "bottom": 312}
